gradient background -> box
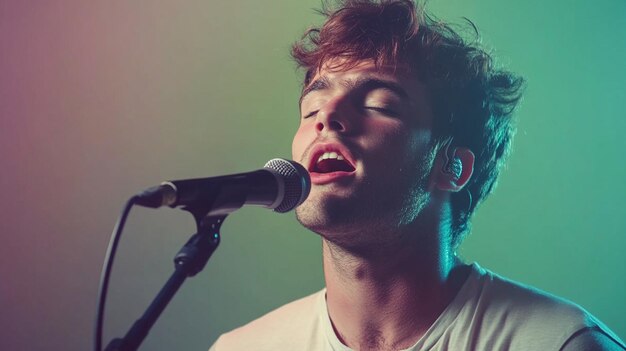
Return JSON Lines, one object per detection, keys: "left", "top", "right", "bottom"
{"left": 1, "top": 0, "right": 624, "bottom": 350}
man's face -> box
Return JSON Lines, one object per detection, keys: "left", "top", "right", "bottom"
{"left": 292, "top": 59, "right": 436, "bottom": 247}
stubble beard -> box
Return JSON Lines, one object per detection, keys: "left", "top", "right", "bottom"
{"left": 295, "top": 159, "right": 433, "bottom": 252}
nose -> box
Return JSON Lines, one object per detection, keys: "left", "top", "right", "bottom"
{"left": 315, "top": 95, "right": 352, "bottom": 134}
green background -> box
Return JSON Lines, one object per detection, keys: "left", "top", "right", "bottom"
{"left": 1, "top": 0, "right": 624, "bottom": 349}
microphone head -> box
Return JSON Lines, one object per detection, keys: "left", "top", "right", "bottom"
{"left": 264, "top": 158, "right": 311, "bottom": 213}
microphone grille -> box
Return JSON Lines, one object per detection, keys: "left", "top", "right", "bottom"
{"left": 264, "top": 158, "right": 311, "bottom": 213}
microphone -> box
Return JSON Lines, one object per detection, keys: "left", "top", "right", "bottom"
{"left": 135, "top": 158, "right": 310, "bottom": 215}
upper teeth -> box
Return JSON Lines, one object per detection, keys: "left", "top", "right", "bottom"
{"left": 317, "top": 151, "right": 345, "bottom": 163}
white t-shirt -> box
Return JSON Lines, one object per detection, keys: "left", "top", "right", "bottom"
{"left": 209, "top": 263, "right": 624, "bottom": 350}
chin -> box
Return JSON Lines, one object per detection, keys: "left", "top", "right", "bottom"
{"left": 294, "top": 192, "right": 394, "bottom": 242}
{"left": 294, "top": 182, "right": 432, "bottom": 247}
{"left": 295, "top": 206, "right": 400, "bottom": 255}
{"left": 295, "top": 193, "right": 360, "bottom": 234}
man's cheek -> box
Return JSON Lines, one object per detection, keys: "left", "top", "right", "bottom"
{"left": 292, "top": 125, "right": 313, "bottom": 161}
{"left": 291, "top": 134, "right": 305, "bottom": 161}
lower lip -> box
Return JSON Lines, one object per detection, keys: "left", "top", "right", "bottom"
{"left": 309, "top": 171, "right": 356, "bottom": 185}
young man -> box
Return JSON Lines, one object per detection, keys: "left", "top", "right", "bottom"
{"left": 210, "top": 1, "right": 624, "bottom": 350}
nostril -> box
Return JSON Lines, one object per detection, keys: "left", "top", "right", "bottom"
{"left": 316, "top": 119, "right": 345, "bottom": 133}
{"left": 329, "top": 120, "right": 344, "bottom": 131}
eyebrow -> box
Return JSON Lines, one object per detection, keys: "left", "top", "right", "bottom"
{"left": 299, "top": 77, "right": 331, "bottom": 106}
{"left": 299, "top": 76, "right": 409, "bottom": 106}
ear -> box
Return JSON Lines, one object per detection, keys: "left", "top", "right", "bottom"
{"left": 435, "top": 147, "right": 474, "bottom": 192}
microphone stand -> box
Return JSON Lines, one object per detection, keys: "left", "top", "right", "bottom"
{"left": 104, "top": 212, "right": 226, "bottom": 351}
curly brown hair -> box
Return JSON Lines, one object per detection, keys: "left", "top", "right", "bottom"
{"left": 292, "top": 0, "right": 524, "bottom": 249}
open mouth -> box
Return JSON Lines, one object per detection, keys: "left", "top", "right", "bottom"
{"left": 310, "top": 151, "right": 356, "bottom": 174}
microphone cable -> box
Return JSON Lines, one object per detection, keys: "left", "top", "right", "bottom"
{"left": 93, "top": 196, "right": 139, "bottom": 351}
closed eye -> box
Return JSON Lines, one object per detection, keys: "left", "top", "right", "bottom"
{"left": 302, "top": 110, "right": 319, "bottom": 119}
{"left": 364, "top": 106, "right": 399, "bottom": 117}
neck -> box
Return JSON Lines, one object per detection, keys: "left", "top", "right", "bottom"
{"left": 322, "top": 216, "right": 467, "bottom": 350}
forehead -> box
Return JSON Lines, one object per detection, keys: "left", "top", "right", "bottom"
{"left": 306, "top": 59, "right": 412, "bottom": 90}
{"left": 300, "top": 59, "right": 430, "bottom": 107}
{"left": 301, "top": 60, "right": 433, "bottom": 125}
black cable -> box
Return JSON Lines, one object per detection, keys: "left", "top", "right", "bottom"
{"left": 94, "top": 196, "right": 139, "bottom": 351}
